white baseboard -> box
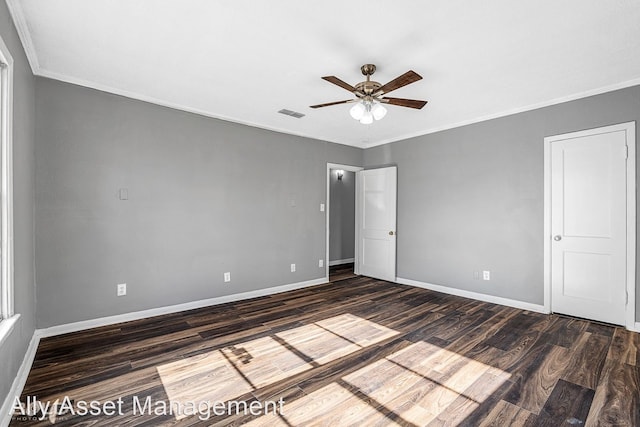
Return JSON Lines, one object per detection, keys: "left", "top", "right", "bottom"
{"left": 38, "top": 277, "right": 327, "bottom": 338}
{"left": 329, "top": 258, "right": 354, "bottom": 267}
{"left": 633, "top": 322, "right": 640, "bottom": 333}
{"left": 1, "top": 331, "right": 40, "bottom": 427}
{"left": 396, "top": 277, "right": 549, "bottom": 314}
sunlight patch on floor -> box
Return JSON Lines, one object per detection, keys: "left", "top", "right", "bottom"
{"left": 156, "top": 313, "right": 399, "bottom": 420}
{"left": 247, "top": 341, "right": 511, "bottom": 426}
{"left": 156, "top": 336, "right": 309, "bottom": 419}
{"left": 245, "top": 382, "right": 403, "bottom": 427}
{"left": 343, "top": 341, "right": 511, "bottom": 425}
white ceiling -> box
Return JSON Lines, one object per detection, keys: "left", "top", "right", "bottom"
{"left": 7, "top": 0, "right": 640, "bottom": 148}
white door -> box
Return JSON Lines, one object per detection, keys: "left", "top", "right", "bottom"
{"left": 357, "top": 167, "right": 397, "bottom": 281}
{"left": 550, "top": 125, "right": 630, "bottom": 325}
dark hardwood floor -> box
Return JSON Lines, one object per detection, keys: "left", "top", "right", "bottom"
{"left": 10, "top": 276, "right": 640, "bottom": 426}
{"left": 328, "top": 263, "right": 356, "bottom": 282}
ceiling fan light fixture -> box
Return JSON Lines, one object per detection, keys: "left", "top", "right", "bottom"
{"left": 359, "top": 109, "right": 374, "bottom": 125}
{"left": 310, "top": 64, "right": 427, "bottom": 123}
{"left": 353, "top": 99, "right": 385, "bottom": 124}
{"left": 350, "top": 102, "right": 366, "bottom": 120}
{"left": 372, "top": 102, "right": 387, "bottom": 121}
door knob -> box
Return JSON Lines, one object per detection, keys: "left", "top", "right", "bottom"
{"left": 389, "top": 231, "right": 394, "bottom": 236}
{"left": 554, "top": 235, "right": 562, "bottom": 241}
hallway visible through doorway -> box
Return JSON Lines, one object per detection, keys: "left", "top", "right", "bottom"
{"left": 329, "top": 263, "right": 356, "bottom": 282}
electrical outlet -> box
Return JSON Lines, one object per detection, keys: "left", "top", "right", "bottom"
{"left": 483, "top": 271, "right": 491, "bottom": 281}
{"left": 291, "top": 263, "right": 296, "bottom": 272}
{"left": 224, "top": 272, "right": 231, "bottom": 282}
{"left": 117, "top": 283, "right": 127, "bottom": 296}
{"left": 319, "top": 259, "right": 324, "bottom": 268}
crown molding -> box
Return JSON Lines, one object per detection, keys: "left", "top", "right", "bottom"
{"left": 5, "top": 0, "right": 39, "bottom": 73}
{"left": 6, "top": 0, "right": 640, "bottom": 150}
{"left": 364, "top": 77, "right": 640, "bottom": 148}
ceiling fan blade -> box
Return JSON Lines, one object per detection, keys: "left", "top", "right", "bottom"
{"left": 376, "top": 70, "right": 423, "bottom": 95}
{"left": 309, "top": 99, "right": 354, "bottom": 109}
{"left": 381, "top": 97, "right": 428, "bottom": 109}
{"left": 321, "top": 76, "right": 359, "bottom": 93}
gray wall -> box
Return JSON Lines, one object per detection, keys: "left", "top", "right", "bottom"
{"left": 329, "top": 170, "right": 355, "bottom": 263}
{"left": 35, "top": 78, "right": 640, "bottom": 327}
{"left": 0, "top": 2, "right": 36, "bottom": 409}
{"left": 35, "top": 78, "right": 362, "bottom": 328}
{"left": 364, "top": 85, "right": 640, "bottom": 320}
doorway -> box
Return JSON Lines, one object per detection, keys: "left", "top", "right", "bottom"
{"left": 544, "top": 122, "right": 636, "bottom": 328}
{"left": 326, "top": 163, "right": 362, "bottom": 282}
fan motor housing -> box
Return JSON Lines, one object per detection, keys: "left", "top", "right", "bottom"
{"left": 355, "top": 80, "right": 382, "bottom": 95}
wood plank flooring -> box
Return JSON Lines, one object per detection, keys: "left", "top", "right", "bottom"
{"left": 10, "top": 276, "right": 640, "bottom": 426}
{"left": 328, "top": 263, "right": 356, "bottom": 282}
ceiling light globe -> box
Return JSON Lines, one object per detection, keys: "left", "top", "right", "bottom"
{"left": 372, "top": 103, "right": 387, "bottom": 121}
{"left": 350, "top": 102, "right": 365, "bottom": 120}
{"left": 360, "top": 112, "right": 374, "bottom": 125}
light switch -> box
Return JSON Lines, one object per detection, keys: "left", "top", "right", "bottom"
{"left": 119, "top": 188, "right": 128, "bottom": 200}
{"left": 117, "top": 283, "right": 127, "bottom": 296}
{"left": 320, "top": 203, "right": 325, "bottom": 212}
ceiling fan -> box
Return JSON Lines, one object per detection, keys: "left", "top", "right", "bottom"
{"left": 310, "top": 64, "right": 428, "bottom": 124}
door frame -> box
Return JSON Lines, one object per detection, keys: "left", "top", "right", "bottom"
{"left": 543, "top": 121, "right": 637, "bottom": 331}
{"left": 326, "top": 163, "right": 364, "bottom": 280}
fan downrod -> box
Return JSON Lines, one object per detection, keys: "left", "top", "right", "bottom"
{"left": 356, "top": 64, "right": 381, "bottom": 95}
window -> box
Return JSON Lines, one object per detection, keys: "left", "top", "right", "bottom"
{"left": 0, "top": 34, "right": 14, "bottom": 326}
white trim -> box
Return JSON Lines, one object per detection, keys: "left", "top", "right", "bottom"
{"left": 633, "top": 322, "right": 640, "bottom": 333}
{"left": 4, "top": 0, "right": 38, "bottom": 74}
{"left": 36, "top": 69, "right": 351, "bottom": 147}
{"left": 10, "top": 0, "right": 640, "bottom": 152}
{"left": 397, "top": 277, "right": 549, "bottom": 314}
{"left": 626, "top": 123, "right": 637, "bottom": 329}
{"left": 0, "top": 34, "right": 14, "bottom": 320}
{"left": 543, "top": 135, "right": 552, "bottom": 313}
{"left": 12, "top": 66, "right": 640, "bottom": 151}
{"left": 6, "top": 0, "right": 640, "bottom": 150}
{"left": 326, "top": 163, "right": 363, "bottom": 280}
{"left": 0, "top": 330, "right": 39, "bottom": 427}
{"left": 363, "top": 77, "right": 640, "bottom": 148}
{"left": 328, "top": 258, "right": 355, "bottom": 267}
{"left": 0, "top": 313, "right": 19, "bottom": 348}
{"left": 543, "top": 122, "right": 636, "bottom": 331}
{"left": 37, "top": 277, "right": 327, "bottom": 338}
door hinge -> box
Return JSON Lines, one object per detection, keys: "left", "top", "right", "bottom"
{"left": 625, "top": 145, "right": 629, "bottom": 159}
